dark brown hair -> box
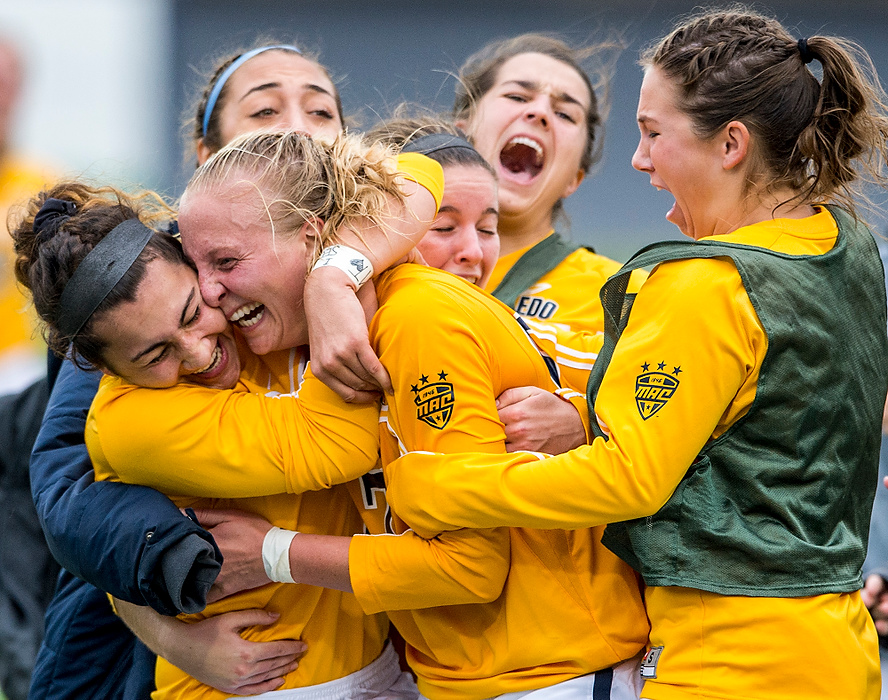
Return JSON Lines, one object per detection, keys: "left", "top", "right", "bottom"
{"left": 187, "top": 41, "right": 345, "bottom": 160}
{"left": 10, "top": 182, "right": 182, "bottom": 367}
{"left": 643, "top": 5, "right": 888, "bottom": 212}
{"left": 454, "top": 33, "right": 606, "bottom": 175}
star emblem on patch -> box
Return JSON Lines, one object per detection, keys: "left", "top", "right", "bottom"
{"left": 635, "top": 361, "right": 681, "bottom": 420}
{"left": 413, "top": 369, "right": 454, "bottom": 430}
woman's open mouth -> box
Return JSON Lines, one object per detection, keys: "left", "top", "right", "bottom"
{"left": 499, "top": 136, "right": 544, "bottom": 184}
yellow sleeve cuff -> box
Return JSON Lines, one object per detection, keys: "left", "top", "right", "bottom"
{"left": 396, "top": 152, "right": 444, "bottom": 210}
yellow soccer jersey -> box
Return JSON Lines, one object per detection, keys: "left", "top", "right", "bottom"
{"left": 347, "top": 264, "right": 648, "bottom": 699}
{"left": 485, "top": 231, "right": 645, "bottom": 334}
{"left": 341, "top": 149, "right": 445, "bottom": 536}
{"left": 86, "top": 345, "right": 388, "bottom": 700}
{"left": 386, "top": 208, "right": 879, "bottom": 700}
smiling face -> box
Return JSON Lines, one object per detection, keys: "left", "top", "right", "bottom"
{"left": 92, "top": 258, "right": 241, "bottom": 389}
{"left": 462, "top": 52, "right": 589, "bottom": 231}
{"left": 417, "top": 163, "right": 499, "bottom": 288}
{"left": 178, "top": 180, "right": 311, "bottom": 356}
{"left": 631, "top": 66, "right": 729, "bottom": 240}
{"left": 198, "top": 50, "right": 342, "bottom": 164}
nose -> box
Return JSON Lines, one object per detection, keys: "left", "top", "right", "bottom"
{"left": 523, "top": 95, "right": 551, "bottom": 128}
{"left": 198, "top": 269, "right": 226, "bottom": 308}
{"left": 181, "top": 329, "right": 217, "bottom": 373}
{"left": 454, "top": 227, "right": 484, "bottom": 266}
{"left": 279, "top": 110, "right": 310, "bottom": 134}
{"left": 631, "top": 137, "right": 651, "bottom": 173}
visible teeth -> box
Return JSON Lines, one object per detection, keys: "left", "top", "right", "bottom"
{"left": 194, "top": 346, "right": 221, "bottom": 375}
{"left": 229, "top": 302, "right": 264, "bottom": 328}
{"left": 239, "top": 308, "right": 264, "bottom": 327}
{"left": 507, "top": 136, "right": 543, "bottom": 160}
{"left": 230, "top": 302, "right": 260, "bottom": 322}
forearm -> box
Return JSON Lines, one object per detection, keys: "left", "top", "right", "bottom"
{"left": 288, "top": 534, "right": 353, "bottom": 592}
{"left": 92, "top": 374, "right": 379, "bottom": 498}
{"left": 113, "top": 598, "right": 178, "bottom": 659}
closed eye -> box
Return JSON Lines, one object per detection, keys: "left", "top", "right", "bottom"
{"left": 146, "top": 346, "right": 169, "bottom": 366}
{"left": 186, "top": 304, "right": 201, "bottom": 327}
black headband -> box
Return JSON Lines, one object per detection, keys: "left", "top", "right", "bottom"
{"left": 58, "top": 218, "right": 154, "bottom": 339}
{"left": 401, "top": 133, "right": 478, "bottom": 157}
{"left": 797, "top": 38, "right": 815, "bottom": 65}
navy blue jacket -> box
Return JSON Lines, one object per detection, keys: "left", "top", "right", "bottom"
{"left": 29, "top": 358, "right": 221, "bottom": 699}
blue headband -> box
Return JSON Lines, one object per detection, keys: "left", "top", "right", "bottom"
{"left": 202, "top": 44, "right": 302, "bottom": 137}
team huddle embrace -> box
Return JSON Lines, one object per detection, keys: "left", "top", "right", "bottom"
{"left": 10, "top": 4, "right": 888, "bottom": 700}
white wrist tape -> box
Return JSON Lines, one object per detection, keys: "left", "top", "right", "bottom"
{"left": 262, "top": 526, "right": 297, "bottom": 584}
{"left": 312, "top": 244, "right": 374, "bottom": 290}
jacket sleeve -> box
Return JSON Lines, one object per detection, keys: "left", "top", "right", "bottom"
{"left": 31, "top": 358, "right": 220, "bottom": 616}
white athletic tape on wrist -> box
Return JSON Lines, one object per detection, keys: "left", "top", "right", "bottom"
{"left": 312, "top": 245, "right": 374, "bottom": 289}
{"left": 262, "top": 526, "right": 297, "bottom": 584}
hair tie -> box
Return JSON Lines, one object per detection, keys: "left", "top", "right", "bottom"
{"left": 34, "top": 198, "right": 77, "bottom": 244}
{"left": 401, "top": 132, "right": 477, "bottom": 157}
{"left": 58, "top": 218, "right": 154, "bottom": 339}
{"left": 202, "top": 44, "right": 302, "bottom": 137}
{"left": 797, "top": 38, "right": 815, "bottom": 65}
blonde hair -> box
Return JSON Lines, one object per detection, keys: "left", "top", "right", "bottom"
{"left": 184, "top": 129, "right": 407, "bottom": 264}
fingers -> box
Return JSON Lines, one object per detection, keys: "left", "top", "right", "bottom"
{"left": 495, "top": 386, "right": 543, "bottom": 410}
{"left": 315, "top": 349, "right": 390, "bottom": 402}
{"left": 227, "top": 678, "right": 286, "bottom": 696}
{"left": 357, "top": 347, "right": 393, "bottom": 395}
{"left": 188, "top": 507, "right": 241, "bottom": 528}
{"left": 217, "top": 608, "right": 281, "bottom": 631}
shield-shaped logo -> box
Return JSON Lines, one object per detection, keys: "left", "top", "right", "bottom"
{"left": 635, "top": 370, "right": 680, "bottom": 420}
{"left": 415, "top": 381, "right": 454, "bottom": 429}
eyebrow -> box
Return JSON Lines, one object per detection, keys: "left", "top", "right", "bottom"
{"left": 437, "top": 205, "right": 499, "bottom": 218}
{"left": 129, "top": 288, "right": 196, "bottom": 363}
{"left": 502, "top": 79, "right": 587, "bottom": 111}
{"left": 239, "top": 81, "right": 335, "bottom": 103}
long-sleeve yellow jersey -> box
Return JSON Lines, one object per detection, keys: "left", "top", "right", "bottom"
{"left": 348, "top": 264, "right": 648, "bottom": 699}
{"left": 485, "top": 231, "right": 645, "bottom": 335}
{"left": 385, "top": 208, "right": 880, "bottom": 700}
{"left": 86, "top": 345, "right": 388, "bottom": 700}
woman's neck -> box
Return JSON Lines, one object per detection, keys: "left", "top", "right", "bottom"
{"left": 497, "top": 208, "right": 555, "bottom": 257}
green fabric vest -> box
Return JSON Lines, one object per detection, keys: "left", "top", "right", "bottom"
{"left": 587, "top": 207, "right": 888, "bottom": 596}
{"left": 490, "top": 232, "right": 581, "bottom": 308}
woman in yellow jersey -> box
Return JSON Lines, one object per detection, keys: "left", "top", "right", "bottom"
{"left": 26, "top": 42, "right": 441, "bottom": 698}
{"left": 184, "top": 129, "right": 648, "bottom": 699}
{"left": 383, "top": 7, "right": 888, "bottom": 700}
{"left": 11, "top": 163, "right": 439, "bottom": 699}
{"left": 306, "top": 36, "right": 644, "bottom": 452}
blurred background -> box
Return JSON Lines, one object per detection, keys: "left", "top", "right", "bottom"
{"left": 0, "top": 0, "right": 886, "bottom": 388}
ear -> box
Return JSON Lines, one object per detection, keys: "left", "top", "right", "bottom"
{"left": 196, "top": 138, "right": 213, "bottom": 166}
{"left": 299, "top": 217, "right": 325, "bottom": 243}
{"left": 721, "top": 121, "right": 750, "bottom": 171}
{"left": 299, "top": 217, "right": 326, "bottom": 264}
{"left": 454, "top": 116, "right": 469, "bottom": 131}
{"left": 560, "top": 169, "right": 586, "bottom": 200}
{"left": 99, "top": 366, "right": 114, "bottom": 377}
